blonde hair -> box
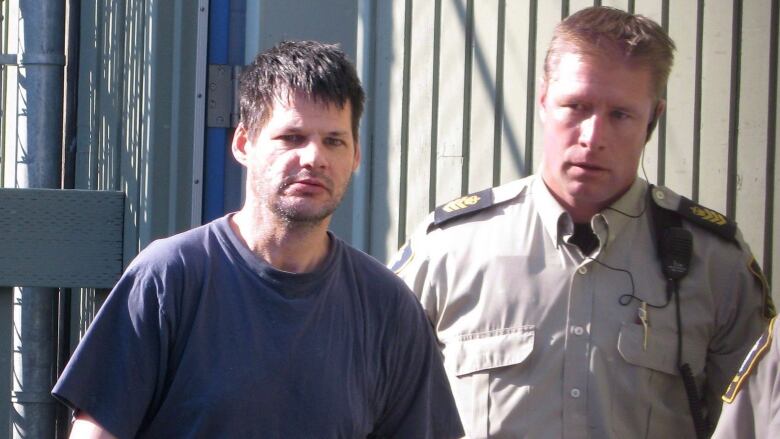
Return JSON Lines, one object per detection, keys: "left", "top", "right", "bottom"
{"left": 543, "top": 7, "right": 675, "bottom": 99}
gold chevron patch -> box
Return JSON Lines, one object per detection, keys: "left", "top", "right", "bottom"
{"left": 442, "top": 195, "right": 481, "bottom": 213}
{"left": 690, "top": 206, "right": 727, "bottom": 226}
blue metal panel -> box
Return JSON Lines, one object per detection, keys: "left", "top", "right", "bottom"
{"left": 203, "top": 0, "right": 230, "bottom": 222}
{"left": 223, "top": 0, "right": 246, "bottom": 214}
{"left": 203, "top": 0, "right": 245, "bottom": 222}
{"left": 203, "top": 127, "right": 227, "bottom": 222}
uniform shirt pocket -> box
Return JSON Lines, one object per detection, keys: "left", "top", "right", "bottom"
{"left": 443, "top": 326, "right": 535, "bottom": 438}
{"left": 448, "top": 326, "right": 535, "bottom": 376}
{"left": 617, "top": 322, "right": 706, "bottom": 376}
{"left": 614, "top": 323, "right": 709, "bottom": 438}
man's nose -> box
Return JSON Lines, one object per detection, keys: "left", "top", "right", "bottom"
{"left": 578, "top": 114, "right": 606, "bottom": 149}
{"left": 298, "top": 139, "right": 327, "bottom": 168}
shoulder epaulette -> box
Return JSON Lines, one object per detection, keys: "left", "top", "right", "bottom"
{"left": 650, "top": 186, "right": 737, "bottom": 243}
{"left": 722, "top": 317, "right": 776, "bottom": 403}
{"left": 431, "top": 182, "right": 525, "bottom": 230}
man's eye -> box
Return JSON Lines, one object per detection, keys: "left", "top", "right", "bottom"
{"left": 280, "top": 134, "right": 305, "bottom": 144}
{"left": 324, "top": 137, "right": 346, "bottom": 147}
{"left": 611, "top": 111, "right": 631, "bottom": 120}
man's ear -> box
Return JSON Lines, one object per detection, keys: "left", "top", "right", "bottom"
{"left": 645, "top": 99, "right": 666, "bottom": 143}
{"left": 232, "top": 123, "right": 251, "bottom": 166}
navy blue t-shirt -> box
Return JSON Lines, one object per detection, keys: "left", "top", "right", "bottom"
{"left": 52, "top": 215, "right": 462, "bottom": 438}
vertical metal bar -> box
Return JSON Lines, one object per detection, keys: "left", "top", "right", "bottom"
{"left": 0, "top": 0, "right": 8, "bottom": 188}
{"left": 493, "top": 0, "right": 506, "bottom": 186}
{"left": 726, "top": 0, "right": 742, "bottom": 219}
{"left": 56, "top": 1, "right": 80, "bottom": 433}
{"left": 11, "top": 0, "right": 65, "bottom": 437}
{"left": 524, "top": 0, "right": 537, "bottom": 177}
{"left": 191, "top": 0, "right": 209, "bottom": 227}
{"left": 461, "top": 0, "right": 474, "bottom": 196}
{"left": 397, "top": 0, "right": 412, "bottom": 248}
{"left": 0, "top": 286, "right": 11, "bottom": 437}
{"left": 429, "top": 0, "right": 441, "bottom": 210}
{"left": 764, "top": 0, "right": 778, "bottom": 284}
{"left": 656, "top": 0, "right": 669, "bottom": 185}
{"left": 355, "top": 0, "right": 377, "bottom": 251}
{"left": 692, "top": 0, "right": 704, "bottom": 202}
{"left": 62, "top": 0, "right": 79, "bottom": 191}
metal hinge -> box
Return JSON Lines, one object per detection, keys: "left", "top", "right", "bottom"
{"left": 206, "top": 64, "right": 242, "bottom": 128}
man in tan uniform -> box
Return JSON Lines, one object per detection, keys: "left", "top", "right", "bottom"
{"left": 712, "top": 317, "right": 779, "bottom": 439}
{"left": 391, "top": 6, "right": 774, "bottom": 438}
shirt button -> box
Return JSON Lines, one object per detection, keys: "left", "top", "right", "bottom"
{"left": 578, "top": 267, "right": 588, "bottom": 274}
{"left": 572, "top": 326, "right": 584, "bottom": 336}
{"left": 570, "top": 388, "right": 581, "bottom": 398}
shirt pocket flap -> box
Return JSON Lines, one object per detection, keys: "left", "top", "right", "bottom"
{"left": 617, "top": 322, "right": 706, "bottom": 376}
{"left": 447, "top": 326, "right": 535, "bottom": 377}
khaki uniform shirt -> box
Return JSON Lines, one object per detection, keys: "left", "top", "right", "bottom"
{"left": 712, "top": 317, "right": 779, "bottom": 439}
{"left": 393, "top": 175, "right": 769, "bottom": 438}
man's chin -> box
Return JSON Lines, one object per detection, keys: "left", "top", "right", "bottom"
{"left": 273, "top": 201, "right": 339, "bottom": 226}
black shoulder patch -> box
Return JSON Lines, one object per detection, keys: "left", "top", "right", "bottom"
{"left": 432, "top": 188, "right": 496, "bottom": 228}
{"left": 654, "top": 194, "right": 738, "bottom": 243}
{"left": 677, "top": 197, "right": 737, "bottom": 241}
{"left": 722, "top": 317, "right": 776, "bottom": 403}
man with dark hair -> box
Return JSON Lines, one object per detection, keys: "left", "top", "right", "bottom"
{"left": 53, "top": 40, "right": 463, "bottom": 439}
{"left": 391, "top": 7, "right": 773, "bottom": 438}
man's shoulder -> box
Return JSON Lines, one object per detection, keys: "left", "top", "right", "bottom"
{"left": 426, "top": 177, "right": 531, "bottom": 232}
{"left": 388, "top": 177, "right": 530, "bottom": 274}
{"left": 649, "top": 185, "right": 739, "bottom": 243}
{"left": 651, "top": 185, "right": 776, "bottom": 319}
{"left": 341, "top": 241, "right": 409, "bottom": 288}
{"left": 340, "top": 241, "right": 424, "bottom": 304}
{"left": 128, "top": 217, "right": 224, "bottom": 272}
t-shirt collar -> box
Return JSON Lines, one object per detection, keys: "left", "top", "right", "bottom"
{"left": 216, "top": 214, "right": 341, "bottom": 297}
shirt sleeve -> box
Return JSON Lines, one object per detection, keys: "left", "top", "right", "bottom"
{"left": 705, "top": 243, "right": 772, "bottom": 426}
{"left": 712, "top": 318, "right": 779, "bottom": 439}
{"left": 51, "top": 256, "right": 174, "bottom": 439}
{"left": 389, "top": 217, "right": 439, "bottom": 326}
{"left": 370, "top": 285, "right": 463, "bottom": 439}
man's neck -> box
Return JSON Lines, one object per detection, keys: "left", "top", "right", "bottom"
{"left": 539, "top": 174, "right": 635, "bottom": 223}
{"left": 230, "top": 208, "right": 332, "bottom": 273}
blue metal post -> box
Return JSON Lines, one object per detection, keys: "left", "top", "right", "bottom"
{"left": 202, "top": 0, "right": 230, "bottom": 222}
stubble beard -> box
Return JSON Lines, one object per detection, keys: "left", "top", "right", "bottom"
{"left": 256, "top": 172, "right": 351, "bottom": 229}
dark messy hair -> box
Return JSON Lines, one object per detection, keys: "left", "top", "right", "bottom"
{"left": 544, "top": 6, "right": 675, "bottom": 99}
{"left": 238, "top": 40, "right": 365, "bottom": 142}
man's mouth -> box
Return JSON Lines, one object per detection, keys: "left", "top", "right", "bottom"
{"left": 282, "top": 173, "right": 332, "bottom": 193}
{"left": 292, "top": 178, "right": 325, "bottom": 188}
{"left": 569, "top": 162, "right": 606, "bottom": 172}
